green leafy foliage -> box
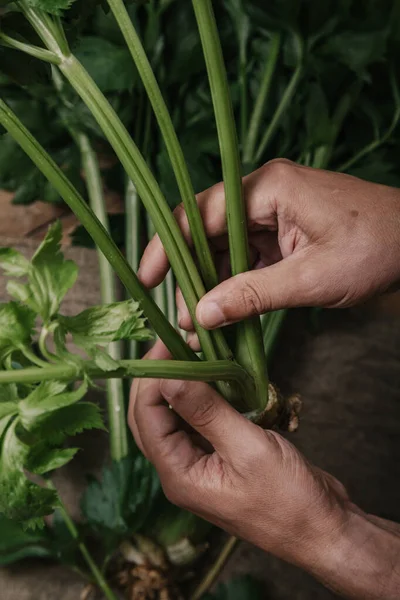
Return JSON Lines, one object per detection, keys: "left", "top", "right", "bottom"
{"left": 0, "top": 248, "right": 30, "bottom": 277}
{"left": 0, "top": 509, "right": 84, "bottom": 568}
{"left": 0, "top": 418, "right": 58, "bottom": 527}
{"left": 74, "top": 36, "right": 136, "bottom": 93}
{"left": 202, "top": 576, "right": 264, "bottom": 600}
{"left": 81, "top": 453, "right": 160, "bottom": 551}
{"left": 18, "top": 380, "right": 88, "bottom": 432}
{"left": 59, "top": 300, "right": 154, "bottom": 345}
{"left": 0, "top": 377, "right": 104, "bottom": 528}
{"left": 58, "top": 300, "right": 153, "bottom": 370}
{"left": 0, "top": 231, "right": 157, "bottom": 530}
{"left": 26, "top": 0, "right": 77, "bottom": 15}
{"left": 1, "top": 222, "right": 78, "bottom": 322}
{"left": 0, "top": 302, "right": 35, "bottom": 361}
{"left": 0, "top": 515, "right": 53, "bottom": 565}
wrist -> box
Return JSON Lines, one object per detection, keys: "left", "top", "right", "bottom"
{"left": 306, "top": 506, "right": 400, "bottom": 599}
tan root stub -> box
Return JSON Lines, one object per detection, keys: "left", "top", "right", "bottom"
{"left": 113, "top": 536, "right": 184, "bottom": 600}
{"left": 256, "top": 383, "right": 302, "bottom": 432}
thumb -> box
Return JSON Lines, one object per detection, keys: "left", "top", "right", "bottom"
{"left": 196, "top": 252, "right": 320, "bottom": 328}
{"left": 160, "top": 379, "right": 256, "bottom": 458}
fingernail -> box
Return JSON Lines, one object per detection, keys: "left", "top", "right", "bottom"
{"left": 197, "top": 300, "right": 225, "bottom": 329}
{"left": 161, "top": 379, "right": 185, "bottom": 400}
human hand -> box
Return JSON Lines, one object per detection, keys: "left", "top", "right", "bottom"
{"left": 138, "top": 160, "right": 400, "bottom": 341}
{"left": 129, "top": 343, "right": 400, "bottom": 600}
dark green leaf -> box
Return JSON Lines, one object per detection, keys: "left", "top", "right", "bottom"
{"left": 74, "top": 36, "right": 136, "bottom": 93}
{"left": 81, "top": 454, "right": 160, "bottom": 549}
{"left": 18, "top": 380, "right": 87, "bottom": 432}
{"left": 26, "top": 445, "right": 79, "bottom": 475}
{"left": 0, "top": 515, "right": 53, "bottom": 566}
{"left": 26, "top": 0, "right": 77, "bottom": 15}
{"left": 321, "top": 29, "right": 388, "bottom": 76}
{"left": 27, "top": 402, "right": 105, "bottom": 444}
{"left": 0, "top": 419, "right": 58, "bottom": 526}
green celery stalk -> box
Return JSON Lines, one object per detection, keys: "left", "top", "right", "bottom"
{"left": 125, "top": 179, "right": 142, "bottom": 360}
{"left": 254, "top": 31, "right": 304, "bottom": 163}
{"left": 193, "top": 0, "right": 268, "bottom": 412}
{"left": 106, "top": 0, "right": 219, "bottom": 292}
{"left": 243, "top": 32, "right": 281, "bottom": 167}
{"left": 0, "top": 360, "right": 254, "bottom": 401}
{"left": 17, "top": 1, "right": 231, "bottom": 367}
{"left": 77, "top": 132, "right": 128, "bottom": 462}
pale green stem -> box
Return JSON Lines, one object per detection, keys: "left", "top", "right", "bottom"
{"left": 106, "top": 0, "right": 219, "bottom": 291}
{"left": 125, "top": 178, "right": 141, "bottom": 359}
{"left": 38, "top": 328, "right": 58, "bottom": 363}
{"left": 0, "top": 360, "right": 254, "bottom": 402}
{"left": 77, "top": 132, "right": 128, "bottom": 462}
{"left": 243, "top": 32, "right": 281, "bottom": 166}
{"left": 20, "top": 346, "right": 48, "bottom": 368}
{"left": 0, "top": 32, "right": 60, "bottom": 64}
{"left": 255, "top": 33, "right": 304, "bottom": 163}
{"left": 54, "top": 493, "right": 118, "bottom": 600}
{"left": 166, "top": 269, "right": 177, "bottom": 327}
{"left": 338, "top": 107, "right": 400, "bottom": 172}
{"left": 190, "top": 536, "right": 239, "bottom": 600}
{"left": 312, "top": 91, "right": 355, "bottom": 170}
{"left": 261, "top": 310, "right": 287, "bottom": 362}
{"left": 193, "top": 0, "right": 268, "bottom": 412}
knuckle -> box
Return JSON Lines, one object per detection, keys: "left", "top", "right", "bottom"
{"left": 197, "top": 181, "right": 224, "bottom": 215}
{"left": 173, "top": 203, "right": 185, "bottom": 221}
{"left": 264, "top": 158, "right": 295, "bottom": 181}
{"left": 188, "top": 395, "right": 219, "bottom": 429}
{"left": 239, "top": 279, "right": 268, "bottom": 315}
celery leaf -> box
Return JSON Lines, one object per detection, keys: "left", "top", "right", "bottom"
{"left": 26, "top": 0, "right": 77, "bottom": 15}
{"left": 2, "top": 222, "right": 78, "bottom": 322}
{"left": 59, "top": 300, "right": 153, "bottom": 345}
{"left": 0, "top": 302, "right": 36, "bottom": 361}
{"left": 81, "top": 454, "right": 160, "bottom": 550}
{"left": 0, "top": 249, "right": 29, "bottom": 277}
{"left": 18, "top": 380, "right": 87, "bottom": 432}
{"left": 0, "top": 419, "right": 58, "bottom": 526}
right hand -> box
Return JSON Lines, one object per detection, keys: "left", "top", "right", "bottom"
{"left": 138, "top": 159, "right": 400, "bottom": 337}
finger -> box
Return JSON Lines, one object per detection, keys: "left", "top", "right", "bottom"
{"left": 186, "top": 332, "right": 201, "bottom": 352}
{"left": 138, "top": 165, "right": 278, "bottom": 289}
{"left": 133, "top": 356, "right": 205, "bottom": 473}
{"left": 196, "top": 250, "right": 324, "bottom": 329}
{"left": 138, "top": 233, "right": 170, "bottom": 289}
{"left": 176, "top": 286, "right": 193, "bottom": 331}
{"left": 159, "top": 379, "right": 257, "bottom": 459}
{"left": 128, "top": 340, "right": 172, "bottom": 456}
{"left": 129, "top": 377, "right": 146, "bottom": 455}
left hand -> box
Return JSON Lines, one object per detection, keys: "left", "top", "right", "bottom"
{"left": 129, "top": 343, "right": 348, "bottom": 566}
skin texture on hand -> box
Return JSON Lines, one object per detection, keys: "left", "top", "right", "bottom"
{"left": 138, "top": 160, "right": 400, "bottom": 341}
{"left": 129, "top": 344, "right": 400, "bottom": 600}
{"left": 133, "top": 163, "right": 400, "bottom": 596}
